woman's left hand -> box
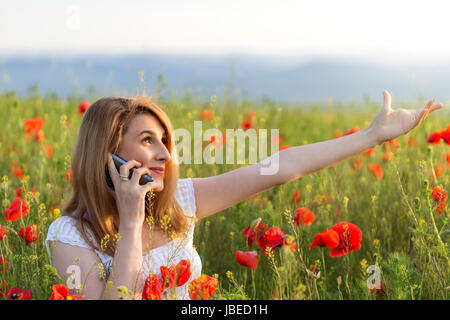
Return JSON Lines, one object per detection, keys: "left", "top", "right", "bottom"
{"left": 368, "top": 90, "right": 445, "bottom": 144}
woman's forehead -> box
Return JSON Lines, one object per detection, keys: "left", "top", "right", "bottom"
{"left": 127, "top": 113, "right": 166, "bottom": 137}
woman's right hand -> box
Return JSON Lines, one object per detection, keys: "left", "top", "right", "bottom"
{"left": 107, "top": 153, "right": 155, "bottom": 229}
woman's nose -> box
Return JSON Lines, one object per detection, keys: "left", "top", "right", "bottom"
{"left": 155, "top": 143, "right": 171, "bottom": 163}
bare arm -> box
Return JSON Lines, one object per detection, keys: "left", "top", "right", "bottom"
{"left": 50, "top": 226, "right": 143, "bottom": 300}
{"left": 192, "top": 91, "right": 445, "bottom": 219}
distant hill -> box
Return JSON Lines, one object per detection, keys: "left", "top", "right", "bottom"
{"left": 1, "top": 53, "right": 450, "bottom": 104}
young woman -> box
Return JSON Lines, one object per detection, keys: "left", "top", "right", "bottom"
{"left": 45, "top": 91, "right": 444, "bottom": 300}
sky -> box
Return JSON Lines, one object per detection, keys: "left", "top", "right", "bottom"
{"left": 2, "top": 0, "right": 450, "bottom": 64}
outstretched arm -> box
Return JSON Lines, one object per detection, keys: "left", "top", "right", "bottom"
{"left": 192, "top": 91, "right": 445, "bottom": 219}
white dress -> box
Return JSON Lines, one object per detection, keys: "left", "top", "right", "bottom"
{"left": 45, "top": 178, "right": 202, "bottom": 300}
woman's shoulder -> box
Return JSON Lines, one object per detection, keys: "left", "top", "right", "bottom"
{"left": 45, "top": 213, "right": 93, "bottom": 249}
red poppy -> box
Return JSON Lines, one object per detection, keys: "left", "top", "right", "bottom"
{"left": 368, "top": 163, "right": 383, "bottom": 179}
{"left": 435, "top": 162, "right": 444, "bottom": 179}
{"left": 188, "top": 274, "right": 218, "bottom": 300}
{"left": 34, "top": 130, "right": 45, "bottom": 143}
{"left": 344, "top": 126, "right": 361, "bottom": 136}
{"left": 309, "top": 228, "right": 340, "bottom": 249}
{"left": 352, "top": 158, "right": 363, "bottom": 169}
{"left": 78, "top": 101, "right": 90, "bottom": 115}
{"left": 259, "top": 226, "right": 285, "bottom": 255}
{"left": 11, "top": 162, "right": 24, "bottom": 179}
{"left": 142, "top": 274, "right": 163, "bottom": 300}
{"left": 235, "top": 250, "right": 259, "bottom": 269}
{"left": 440, "top": 124, "right": 450, "bottom": 145}
{"left": 329, "top": 221, "right": 363, "bottom": 258}
{"left": 334, "top": 129, "right": 343, "bottom": 138}
{"left": 160, "top": 264, "right": 177, "bottom": 289}
{"left": 201, "top": 110, "right": 214, "bottom": 121}
{"left": 295, "top": 207, "right": 315, "bottom": 226}
{"left": 292, "top": 189, "right": 301, "bottom": 204}
{"left": 175, "top": 259, "right": 191, "bottom": 287}
{"left": 0, "top": 256, "right": 8, "bottom": 273}
{"left": 279, "top": 145, "right": 290, "bottom": 151}
{"left": 41, "top": 144, "right": 53, "bottom": 160}
{"left": 0, "top": 224, "right": 6, "bottom": 241}
{"left": 0, "top": 280, "right": 8, "bottom": 298}
{"left": 243, "top": 221, "right": 268, "bottom": 248}
{"left": 7, "top": 287, "right": 31, "bottom": 300}
{"left": 160, "top": 259, "right": 191, "bottom": 290}
{"left": 19, "top": 225, "right": 38, "bottom": 246}
{"left": 363, "top": 148, "right": 376, "bottom": 157}
{"left": 66, "top": 168, "right": 73, "bottom": 184}
{"left": 426, "top": 131, "right": 441, "bottom": 144}
{"left": 4, "top": 197, "right": 30, "bottom": 222}
{"left": 24, "top": 117, "right": 44, "bottom": 134}
{"left": 431, "top": 186, "right": 447, "bottom": 214}
{"left": 50, "top": 284, "right": 83, "bottom": 300}
{"left": 241, "top": 118, "right": 253, "bottom": 130}
{"left": 382, "top": 150, "right": 394, "bottom": 163}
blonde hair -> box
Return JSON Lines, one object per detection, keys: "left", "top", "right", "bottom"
{"left": 62, "top": 95, "right": 188, "bottom": 256}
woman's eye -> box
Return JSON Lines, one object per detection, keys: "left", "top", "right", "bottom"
{"left": 143, "top": 137, "right": 152, "bottom": 144}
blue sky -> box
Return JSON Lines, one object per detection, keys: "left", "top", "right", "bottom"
{"left": 2, "top": 0, "right": 450, "bottom": 64}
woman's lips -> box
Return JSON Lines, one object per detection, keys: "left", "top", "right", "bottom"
{"left": 150, "top": 168, "right": 164, "bottom": 174}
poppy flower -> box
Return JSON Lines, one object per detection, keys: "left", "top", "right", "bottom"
{"left": 11, "top": 162, "right": 24, "bottom": 179}
{"left": 19, "top": 225, "right": 38, "bottom": 246}
{"left": 24, "top": 117, "right": 44, "bottom": 134}
{"left": 279, "top": 145, "right": 290, "bottom": 151}
{"left": 292, "top": 189, "right": 301, "bottom": 204}
{"left": 440, "top": 124, "right": 450, "bottom": 145}
{"left": 243, "top": 221, "right": 268, "bottom": 248}
{"left": 78, "top": 101, "right": 90, "bottom": 115}
{"left": 259, "top": 226, "right": 285, "bottom": 255}
{"left": 66, "top": 168, "right": 73, "bottom": 184}
{"left": 50, "top": 284, "right": 83, "bottom": 300}
{"left": 329, "top": 221, "right": 363, "bottom": 258}
{"left": 241, "top": 118, "right": 253, "bottom": 130}
{"left": 426, "top": 131, "right": 441, "bottom": 144}
{"left": 201, "top": 109, "right": 214, "bottom": 121}
{"left": 0, "top": 256, "right": 8, "bottom": 273}
{"left": 368, "top": 163, "right": 383, "bottom": 179}
{"left": 4, "top": 197, "right": 30, "bottom": 222}
{"left": 0, "top": 224, "right": 6, "bottom": 241}
{"left": 41, "top": 144, "right": 53, "bottom": 160}
{"left": 175, "top": 259, "right": 191, "bottom": 287}
{"left": 435, "top": 162, "right": 444, "bottom": 179}
{"left": 0, "top": 280, "right": 8, "bottom": 298}
{"left": 142, "top": 274, "right": 163, "bottom": 300}
{"left": 295, "top": 207, "right": 315, "bottom": 226}
{"left": 309, "top": 228, "right": 340, "bottom": 249}
{"left": 352, "top": 158, "right": 363, "bottom": 169}
{"left": 188, "top": 274, "right": 218, "bottom": 300}
{"left": 160, "top": 259, "right": 191, "bottom": 289}
{"left": 334, "top": 129, "right": 343, "bottom": 138}
{"left": 34, "top": 130, "right": 45, "bottom": 143}
{"left": 363, "top": 148, "right": 376, "bottom": 157}
{"left": 235, "top": 250, "right": 258, "bottom": 269}
{"left": 382, "top": 151, "right": 394, "bottom": 162}
{"left": 344, "top": 126, "right": 361, "bottom": 136}
{"left": 7, "top": 287, "right": 31, "bottom": 300}
{"left": 431, "top": 186, "right": 447, "bottom": 214}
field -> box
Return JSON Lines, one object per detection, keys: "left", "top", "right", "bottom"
{"left": 0, "top": 86, "right": 448, "bottom": 300}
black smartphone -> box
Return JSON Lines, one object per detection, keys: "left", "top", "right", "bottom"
{"left": 106, "top": 153, "right": 154, "bottom": 189}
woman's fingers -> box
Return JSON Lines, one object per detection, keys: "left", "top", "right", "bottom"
{"left": 382, "top": 90, "right": 392, "bottom": 112}
{"left": 130, "top": 167, "right": 151, "bottom": 185}
{"left": 119, "top": 159, "right": 142, "bottom": 180}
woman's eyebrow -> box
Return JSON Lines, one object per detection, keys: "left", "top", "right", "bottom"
{"left": 138, "top": 130, "right": 167, "bottom": 138}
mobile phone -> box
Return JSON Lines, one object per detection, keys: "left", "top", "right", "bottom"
{"left": 105, "top": 153, "right": 154, "bottom": 189}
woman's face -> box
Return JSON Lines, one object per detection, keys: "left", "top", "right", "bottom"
{"left": 117, "top": 113, "right": 171, "bottom": 192}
